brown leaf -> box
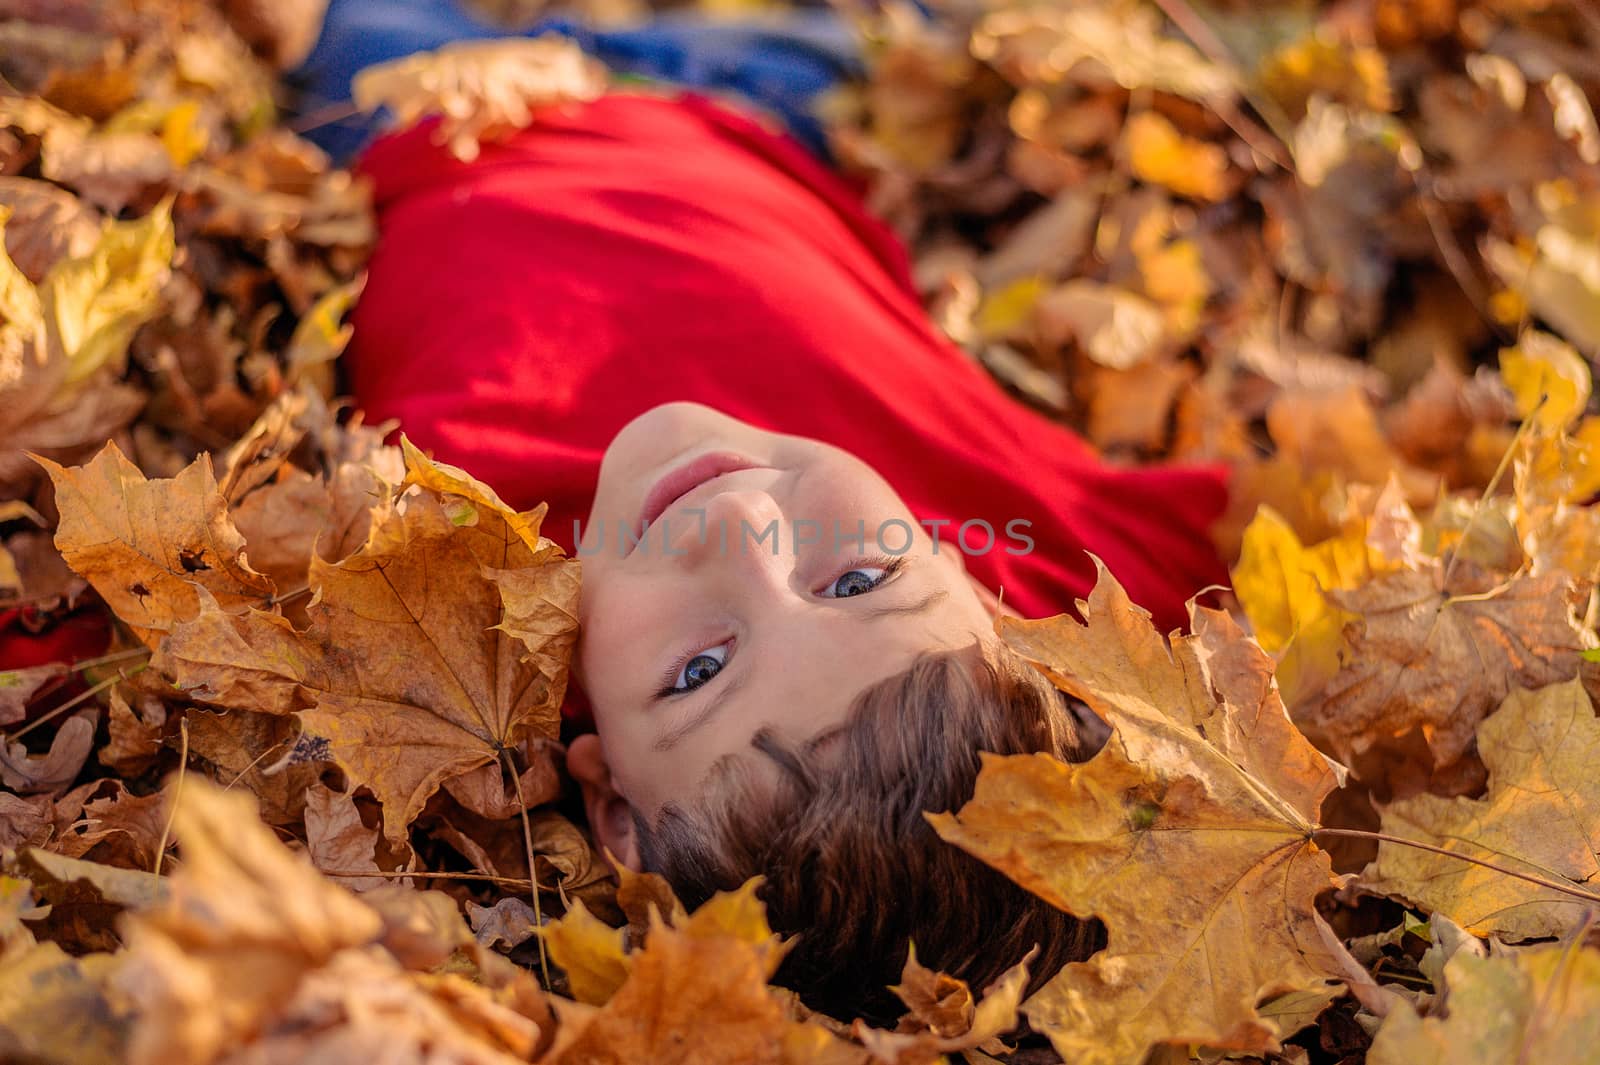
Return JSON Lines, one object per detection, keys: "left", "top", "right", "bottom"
{"left": 545, "top": 907, "right": 851, "bottom": 1065}
{"left": 55, "top": 781, "right": 169, "bottom": 869}
{"left": 0, "top": 662, "right": 67, "bottom": 727}
{"left": 0, "top": 792, "right": 54, "bottom": 850}
{"left": 1302, "top": 564, "right": 1592, "bottom": 767}
{"left": 0, "top": 710, "right": 96, "bottom": 796}
{"left": 0, "top": 176, "right": 102, "bottom": 280}
{"left": 114, "top": 779, "right": 385, "bottom": 1064}
{"left": 302, "top": 783, "right": 386, "bottom": 892}
{"left": 184, "top": 706, "right": 318, "bottom": 826}
{"left": 113, "top": 778, "right": 548, "bottom": 1065}
{"left": 41, "top": 442, "right": 275, "bottom": 647}
{"left": 99, "top": 686, "right": 165, "bottom": 775}
{"left": 156, "top": 443, "right": 579, "bottom": 842}
{"left": 468, "top": 896, "right": 542, "bottom": 953}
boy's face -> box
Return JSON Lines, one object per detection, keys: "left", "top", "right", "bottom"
{"left": 569, "top": 403, "right": 997, "bottom": 864}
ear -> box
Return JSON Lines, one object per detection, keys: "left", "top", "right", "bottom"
{"left": 566, "top": 733, "right": 642, "bottom": 871}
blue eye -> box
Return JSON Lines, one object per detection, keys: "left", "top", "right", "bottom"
{"left": 672, "top": 645, "right": 728, "bottom": 692}
{"left": 823, "top": 566, "right": 889, "bottom": 598}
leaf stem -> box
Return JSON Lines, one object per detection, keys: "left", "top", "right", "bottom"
{"left": 505, "top": 746, "right": 553, "bottom": 988}
{"left": 1312, "top": 827, "right": 1600, "bottom": 906}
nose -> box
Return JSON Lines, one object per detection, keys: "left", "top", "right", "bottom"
{"left": 671, "top": 489, "right": 786, "bottom": 573}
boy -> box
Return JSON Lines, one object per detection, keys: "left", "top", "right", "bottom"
{"left": 270, "top": 0, "right": 1230, "bottom": 1021}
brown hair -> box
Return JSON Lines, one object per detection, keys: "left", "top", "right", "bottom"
{"left": 632, "top": 642, "right": 1105, "bottom": 1025}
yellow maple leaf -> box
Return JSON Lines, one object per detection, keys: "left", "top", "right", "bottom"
{"left": 1367, "top": 939, "right": 1600, "bottom": 1064}
{"left": 929, "top": 564, "right": 1347, "bottom": 1065}
{"left": 1361, "top": 679, "right": 1600, "bottom": 940}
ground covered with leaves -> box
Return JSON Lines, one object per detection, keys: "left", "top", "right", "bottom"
{"left": 2, "top": 0, "right": 1600, "bottom": 1062}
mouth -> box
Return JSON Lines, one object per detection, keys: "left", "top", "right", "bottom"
{"left": 637, "top": 451, "right": 767, "bottom": 528}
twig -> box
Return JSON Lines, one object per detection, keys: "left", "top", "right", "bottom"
{"left": 321, "top": 867, "right": 535, "bottom": 890}
{"left": 153, "top": 716, "right": 190, "bottom": 876}
{"left": 64, "top": 646, "right": 152, "bottom": 674}
{"left": 1313, "top": 827, "right": 1600, "bottom": 906}
{"left": 4, "top": 665, "right": 144, "bottom": 742}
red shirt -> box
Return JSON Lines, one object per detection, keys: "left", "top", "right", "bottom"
{"left": 349, "top": 92, "right": 1230, "bottom": 631}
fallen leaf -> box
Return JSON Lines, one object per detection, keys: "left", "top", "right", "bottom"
{"left": 1303, "top": 564, "right": 1592, "bottom": 767}
{"left": 302, "top": 783, "right": 385, "bottom": 892}
{"left": 41, "top": 442, "right": 276, "bottom": 647}
{"left": 0, "top": 176, "right": 102, "bottom": 281}
{"left": 0, "top": 662, "right": 67, "bottom": 727}
{"left": 0, "top": 710, "right": 96, "bottom": 796}
{"left": 1036, "top": 281, "right": 1168, "bottom": 369}
{"left": 1500, "top": 330, "right": 1589, "bottom": 432}
{"left": 930, "top": 564, "right": 1347, "bottom": 1065}
{"left": 1361, "top": 679, "right": 1600, "bottom": 940}
{"left": 1125, "top": 111, "right": 1231, "bottom": 202}
{"left": 1367, "top": 939, "right": 1600, "bottom": 1064}
{"left": 542, "top": 897, "right": 630, "bottom": 1006}
{"left": 469, "top": 896, "right": 542, "bottom": 953}
{"left": 352, "top": 37, "right": 607, "bottom": 162}
{"left": 155, "top": 443, "right": 579, "bottom": 842}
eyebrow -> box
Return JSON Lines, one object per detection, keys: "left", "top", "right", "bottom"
{"left": 653, "top": 669, "right": 750, "bottom": 752}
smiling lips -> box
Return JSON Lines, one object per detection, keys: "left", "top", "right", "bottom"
{"left": 637, "top": 451, "right": 768, "bottom": 528}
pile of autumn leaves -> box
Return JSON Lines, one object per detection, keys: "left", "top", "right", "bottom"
{"left": 5, "top": 0, "right": 1600, "bottom": 1063}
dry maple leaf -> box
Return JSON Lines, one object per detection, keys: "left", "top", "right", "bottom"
{"left": 1360, "top": 678, "right": 1600, "bottom": 940}
{"left": 929, "top": 563, "right": 1347, "bottom": 1065}
{"left": 853, "top": 948, "right": 1031, "bottom": 1065}
{"left": 542, "top": 885, "right": 859, "bottom": 1065}
{"left": 40, "top": 441, "right": 276, "bottom": 647}
{"left": 352, "top": 37, "right": 607, "bottom": 162}
{"left": 1366, "top": 939, "right": 1600, "bottom": 1064}
{"left": 155, "top": 441, "right": 579, "bottom": 841}
{"left": 114, "top": 777, "right": 549, "bottom": 1065}
{"left": 1302, "top": 563, "right": 1592, "bottom": 767}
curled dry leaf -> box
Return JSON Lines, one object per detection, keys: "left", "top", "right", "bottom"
{"left": 1360, "top": 678, "right": 1600, "bottom": 940}
{"left": 930, "top": 564, "right": 1347, "bottom": 1065}
{"left": 854, "top": 949, "right": 1031, "bottom": 1065}
{"left": 352, "top": 37, "right": 608, "bottom": 162}
{"left": 0, "top": 176, "right": 102, "bottom": 281}
{"left": 155, "top": 442, "right": 580, "bottom": 842}
{"left": 468, "top": 895, "right": 542, "bottom": 953}
{"left": 0, "top": 710, "right": 96, "bottom": 797}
